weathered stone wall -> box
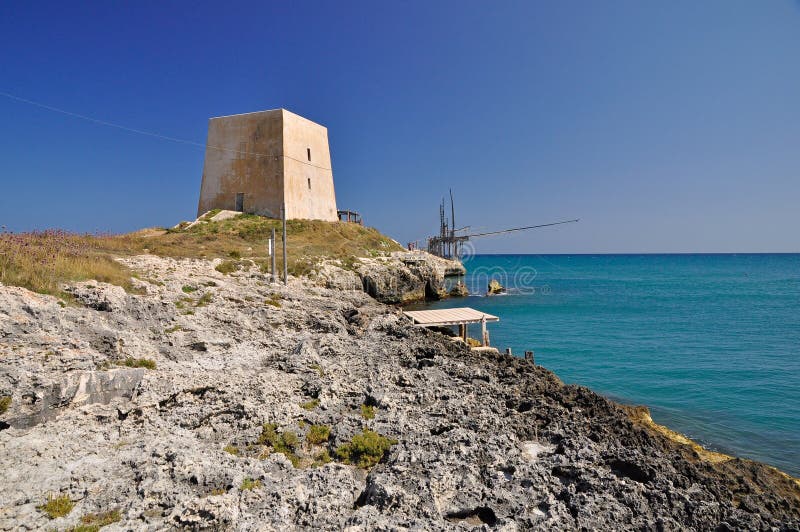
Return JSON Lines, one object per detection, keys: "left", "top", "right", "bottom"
{"left": 197, "top": 109, "right": 338, "bottom": 222}
{"left": 282, "top": 110, "right": 338, "bottom": 222}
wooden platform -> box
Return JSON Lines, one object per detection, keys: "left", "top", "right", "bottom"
{"left": 403, "top": 307, "right": 499, "bottom": 327}
{"left": 403, "top": 307, "right": 499, "bottom": 347}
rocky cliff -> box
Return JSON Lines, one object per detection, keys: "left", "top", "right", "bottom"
{"left": 316, "top": 251, "right": 466, "bottom": 304}
{"left": 0, "top": 255, "right": 798, "bottom": 531}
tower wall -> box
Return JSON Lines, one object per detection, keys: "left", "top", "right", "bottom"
{"left": 281, "top": 109, "right": 338, "bottom": 222}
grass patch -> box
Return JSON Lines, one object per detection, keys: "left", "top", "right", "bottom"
{"left": 118, "top": 357, "right": 156, "bottom": 370}
{"left": 360, "top": 404, "right": 375, "bottom": 420}
{"left": 76, "top": 509, "right": 121, "bottom": 530}
{"left": 312, "top": 450, "right": 332, "bottom": 467}
{"left": 223, "top": 444, "right": 239, "bottom": 456}
{"left": 0, "top": 230, "right": 134, "bottom": 298}
{"left": 195, "top": 292, "right": 213, "bottom": 307}
{"left": 240, "top": 478, "right": 261, "bottom": 491}
{"left": 181, "top": 285, "right": 197, "bottom": 293}
{"left": 264, "top": 294, "right": 282, "bottom": 308}
{"left": 215, "top": 260, "right": 241, "bottom": 274}
{"left": 0, "top": 217, "right": 403, "bottom": 296}
{"left": 300, "top": 398, "right": 320, "bottom": 411}
{"left": 38, "top": 493, "right": 74, "bottom": 519}
{"left": 164, "top": 325, "right": 184, "bottom": 334}
{"left": 306, "top": 424, "right": 331, "bottom": 445}
{"left": 258, "top": 423, "right": 301, "bottom": 467}
{"left": 335, "top": 429, "right": 398, "bottom": 469}
{"left": 309, "top": 363, "right": 324, "bottom": 377}
{"left": 0, "top": 396, "right": 10, "bottom": 415}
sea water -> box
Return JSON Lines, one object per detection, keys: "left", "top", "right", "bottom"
{"left": 412, "top": 254, "right": 800, "bottom": 476}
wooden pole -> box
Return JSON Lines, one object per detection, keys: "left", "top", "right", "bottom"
{"left": 281, "top": 204, "right": 288, "bottom": 285}
{"left": 270, "top": 227, "right": 276, "bottom": 283}
{"left": 481, "top": 316, "right": 487, "bottom": 346}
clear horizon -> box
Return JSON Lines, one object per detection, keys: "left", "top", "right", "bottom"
{"left": 1, "top": 1, "right": 799, "bottom": 254}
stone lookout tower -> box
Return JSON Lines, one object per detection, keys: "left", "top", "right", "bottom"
{"left": 197, "top": 109, "right": 338, "bottom": 221}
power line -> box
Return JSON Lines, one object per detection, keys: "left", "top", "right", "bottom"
{"left": 0, "top": 90, "right": 332, "bottom": 170}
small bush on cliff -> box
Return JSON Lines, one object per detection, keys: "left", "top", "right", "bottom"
{"left": 0, "top": 396, "right": 11, "bottom": 414}
{"left": 258, "top": 424, "right": 301, "bottom": 467}
{"left": 38, "top": 493, "right": 74, "bottom": 519}
{"left": 119, "top": 357, "right": 156, "bottom": 370}
{"left": 312, "top": 450, "right": 332, "bottom": 467}
{"left": 215, "top": 260, "right": 241, "bottom": 274}
{"left": 195, "top": 292, "right": 213, "bottom": 307}
{"left": 301, "top": 398, "right": 320, "bottom": 411}
{"left": 76, "top": 509, "right": 121, "bottom": 530}
{"left": 240, "top": 478, "right": 261, "bottom": 491}
{"left": 223, "top": 444, "right": 239, "bottom": 456}
{"left": 306, "top": 424, "right": 331, "bottom": 445}
{"left": 360, "top": 404, "right": 375, "bottom": 420}
{"left": 335, "top": 429, "right": 398, "bottom": 469}
{"left": 264, "top": 294, "right": 282, "bottom": 307}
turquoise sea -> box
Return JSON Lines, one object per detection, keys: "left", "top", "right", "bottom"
{"left": 414, "top": 254, "right": 800, "bottom": 477}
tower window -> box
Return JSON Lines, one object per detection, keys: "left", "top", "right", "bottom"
{"left": 307, "top": 178, "right": 311, "bottom": 190}
{"left": 307, "top": 148, "right": 311, "bottom": 161}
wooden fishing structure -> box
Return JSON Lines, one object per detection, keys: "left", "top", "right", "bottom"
{"left": 423, "top": 190, "right": 579, "bottom": 260}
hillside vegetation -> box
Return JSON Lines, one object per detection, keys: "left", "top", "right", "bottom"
{"left": 0, "top": 214, "right": 403, "bottom": 297}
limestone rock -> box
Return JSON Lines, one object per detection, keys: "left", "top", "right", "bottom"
{"left": 449, "top": 282, "right": 469, "bottom": 297}
{"left": 487, "top": 279, "right": 506, "bottom": 295}
{"left": 0, "top": 255, "right": 797, "bottom": 530}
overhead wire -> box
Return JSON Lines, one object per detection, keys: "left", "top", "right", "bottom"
{"left": 0, "top": 90, "right": 333, "bottom": 170}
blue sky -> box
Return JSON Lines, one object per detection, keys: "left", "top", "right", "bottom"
{"left": 1, "top": 1, "right": 798, "bottom": 253}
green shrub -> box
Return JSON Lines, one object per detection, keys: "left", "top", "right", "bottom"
{"left": 276, "top": 431, "right": 298, "bottom": 452}
{"left": 195, "top": 293, "right": 213, "bottom": 307}
{"left": 38, "top": 493, "right": 74, "bottom": 519}
{"left": 257, "top": 424, "right": 301, "bottom": 467}
{"left": 181, "top": 285, "right": 197, "bottom": 293}
{"left": 215, "top": 260, "right": 240, "bottom": 274}
{"left": 0, "top": 396, "right": 11, "bottom": 414}
{"left": 335, "top": 429, "right": 397, "bottom": 469}
{"left": 240, "top": 478, "right": 261, "bottom": 491}
{"left": 77, "top": 509, "right": 121, "bottom": 529}
{"left": 119, "top": 357, "right": 156, "bottom": 370}
{"left": 306, "top": 424, "right": 331, "bottom": 445}
{"left": 264, "top": 294, "right": 282, "bottom": 308}
{"left": 300, "top": 398, "right": 320, "bottom": 411}
{"left": 360, "top": 404, "right": 375, "bottom": 420}
{"left": 258, "top": 423, "right": 279, "bottom": 446}
{"left": 312, "top": 450, "right": 332, "bottom": 467}
{"left": 164, "top": 325, "right": 184, "bottom": 334}
{"left": 223, "top": 444, "right": 239, "bottom": 456}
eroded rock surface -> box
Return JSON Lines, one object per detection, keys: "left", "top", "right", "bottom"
{"left": 0, "top": 256, "right": 798, "bottom": 530}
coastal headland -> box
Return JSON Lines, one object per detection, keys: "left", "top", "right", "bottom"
{"left": 0, "top": 216, "right": 798, "bottom": 530}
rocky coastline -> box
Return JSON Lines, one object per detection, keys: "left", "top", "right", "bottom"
{"left": 1, "top": 254, "right": 799, "bottom": 530}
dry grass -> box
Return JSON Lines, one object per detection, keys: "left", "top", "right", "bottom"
{"left": 0, "top": 216, "right": 402, "bottom": 297}
{"left": 0, "top": 230, "right": 134, "bottom": 297}
{"left": 38, "top": 493, "right": 74, "bottom": 519}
